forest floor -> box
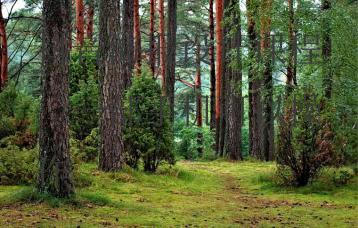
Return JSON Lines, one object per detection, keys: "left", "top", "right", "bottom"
{"left": 0, "top": 161, "right": 357, "bottom": 227}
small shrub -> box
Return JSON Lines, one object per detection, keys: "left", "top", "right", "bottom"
{"left": 332, "top": 170, "right": 354, "bottom": 186}
{"left": 0, "top": 145, "right": 38, "bottom": 185}
{"left": 123, "top": 66, "right": 175, "bottom": 172}
{"left": 277, "top": 87, "right": 337, "bottom": 186}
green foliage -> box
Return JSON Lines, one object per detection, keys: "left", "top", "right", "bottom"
{"left": 175, "top": 124, "right": 215, "bottom": 160}
{"left": 277, "top": 87, "right": 338, "bottom": 186}
{"left": 123, "top": 67, "right": 175, "bottom": 172}
{"left": 70, "top": 76, "right": 99, "bottom": 140}
{"left": 0, "top": 145, "right": 38, "bottom": 185}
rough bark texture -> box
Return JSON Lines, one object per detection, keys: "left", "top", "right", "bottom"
{"left": 209, "top": 0, "right": 216, "bottom": 130}
{"left": 38, "top": 0, "right": 74, "bottom": 197}
{"left": 0, "top": 2, "right": 8, "bottom": 90}
{"left": 98, "top": 0, "right": 124, "bottom": 171}
{"left": 76, "top": 0, "right": 85, "bottom": 46}
{"left": 165, "top": 0, "right": 177, "bottom": 122}
{"left": 86, "top": 0, "right": 94, "bottom": 41}
{"left": 215, "top": 0, "right": 224, "bottom": 154}
{"left": 134, "top": 0, "right": 142, "bottom": 75}
{"left": 226, "top": 0, "right": 243, "bottom": 161}
{"left": 260, "top": 0, "right": 274, "bottom": 161}
{"left": 195, "top": 37, "right": 203, "bottom": 157}
{"left": 247, "top": 0, "right": 263, "bottom": 159}
{"left": 159, "top": 0, "right": 166, "bottom": 94}
{"left": 322, "top": 0, "right": 332, "bottom": 99}
{"left": 122, "top": 0, "right": 134, "bottom": 89}
{"left": 149, "top": 0, "right": 156, "bottom": 75}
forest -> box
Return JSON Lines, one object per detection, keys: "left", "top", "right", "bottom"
{"left": 0, "top": 0, "right": 357, "bottom": 227}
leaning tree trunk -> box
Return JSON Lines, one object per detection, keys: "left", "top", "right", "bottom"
{"left": 98, "top": 0, "right": 124, "bottom": 171}
{"left": 165, "top": 0, "right": 177, "bottom": 122}
{"left": 209, "top": 0, "right": 216, "bottom": 130}
{"left": 215, "top": 0, "right": 224, "bottom": 154}
{"left": 0, "top": 2, "right": 8, "bottom": 90}
{"left": 260, "top": 0, "right": 274, "bottom": 161}
{"left": 149, "top": 0, "right": 156, "bottom": 75}
{"left": 246, "top": 0, "right": 263, "bottom": 160}
{"left": 227, "top": 0, "right": 243, "bottom": 161}
{"left": 38, "top": 0, "right": 74, "bottom": 198}
{"left": 134, "top": 0, "right": 141, "bottom": 75}
{"left": 122, "top": 0, "right": 134, "bottom": 89}
{"left": 322, "top": 0, "right": 332, "bottom": 99}
{"left": 76, "top": 0, "right": 85, "bottom": 46}
{"left": 159, "top": 0, "right": 166, "bottom": 94}
{"left": 86, "top": 0, "right": 94, "bottom": 41}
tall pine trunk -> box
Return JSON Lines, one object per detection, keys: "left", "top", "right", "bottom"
{"left": 39, "top": 0, "right": 74, "bottom": 197}
{"left": 122, "top": 0, "right": 134, "bottom": 89}
{"left": 195, "top": 36, "right": 203, "bottom": 157}
{"left": 98, "top": 0, "right": 124, "bottom": 171}
{"left": 227, "top": 0, "right": 243, "bottom": 160}
{"left": 165, "top": 0, "right": 177, "bottom": 122}
{"left": 287, "top": 0, "right": 297, "bottom": 95}
{"left": 159, "top": 0, "right": 166, "bottom": 94}
{"left": 134, "top": 0, "right": 142, "bottom": 75}
{"left": 76, "top": 0, "right": 85, "bottom": 46}
{"left": 215, "top": 0, "right": 224, "bottom": 154}
{"left": 247, "top": 0, "right": 263, "bottom": 159}
{"left": 149, "top": 0, "right": 156, "bottom": 75}
{"left": 0, "top": 2, "right": 8, "bottom": 90}
{"left": 86, "top": 0, "right": 94, "bottom": 41}
{"left": 209, "top": 0, "right": 216, "bottom": 130}
{"left": 260, "top": 0, "right": 274, "bottom": 161}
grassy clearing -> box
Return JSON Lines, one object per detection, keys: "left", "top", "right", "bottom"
{"left": 0, "top": 161, "right": 357, "bottom": 227}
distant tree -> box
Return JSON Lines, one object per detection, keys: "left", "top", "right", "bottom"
{"left": 134, "top": 0, "right": 141, "bottom": 75}
{"left": 38, "top": 0, "right": 74, "bottom": 197}
{"left": 98, "top": 0, "right": 124, "bottom": 171}
{"left": 159, "top": 0, "right": 166, "bottom": 94}
{"left": 76, "top": 0, "right": 85, "bottom": 46}
{"left": 85, "top": 0, "right": 95, "bottom": 41}
{"left": 322, "top": 0, "right": 332, "bottom": 99}
{"left": 209, "top": 0, "right": 216, "bottom": 130}
{"left": 122, "top": 0, "right": 134, "bottom": 89}
{"left": 0, "top": 1, "right": 8, "bottom": 90}
{"left": 149, "top": 0, "right": 156, "bottom": 75}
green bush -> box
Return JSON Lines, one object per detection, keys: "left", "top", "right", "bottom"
{"left": 277, "top": 87, "right": 338, "bottom": 186}
{"left": 0, "top": 145, "right": 38, "bottom": 185}
{"left": 123, "top": 67, "right": 175, "bottom": 172}
{"left": 176, "top": 124, "right": 215, "bottom": 160}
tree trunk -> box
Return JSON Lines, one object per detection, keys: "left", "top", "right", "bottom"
{"left": 122, "top": 0, "right": 134, "bottom": 89}
{"left": 38, "top": 0, "right": 74, "bottom": 197}
{"left": 134, "top": 0, "right": 141, "bottom": 75}
{"left": 260, "top": 0, "right": 274, "bottom": 161}
{"left": 287, "top": 0, "right": 297, "bottom": 95}
{"left": 247, "top": 0, "right": 263, "bottom": 159}
{"left": 209, "top": 0, "right": 216, "bottom": 130}
{"left": 165, "top": 0, "right": 177, "bottom": 122}
{"left": 195, "top": 37, "right": 203, "bottom": 157}
{"left": 86, "top": 0, "right": 94, "bottom": 41}
{"left": 98, "top": 0, "right": 124, "bottom": 171}
{"left": 215, "top": 0, "right": 224, "bottom": 154}
{"left": 76, "top": 0, "right": 85, "bottom": 46}
{"left": 0, "top": 2, "right": 7, "bottom": 90}
{"left": 322, "top": 0, "right": 332, "bottom": 99}
{"left": 227, "top": 0, "right": 243, "bottom": 161}
{"left": 159, "top": 0, "right": 166, "bottom": 94}
{"left": 149, "top": 0, "right": 156, "bottom": 75}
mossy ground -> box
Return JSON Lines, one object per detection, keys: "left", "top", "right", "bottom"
{"left": 0, "top": 161, "right": 357, "bottom": 227}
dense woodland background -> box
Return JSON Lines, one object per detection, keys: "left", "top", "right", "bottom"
{"left": 0, "top": 0, "right": 357, "bottom": 226}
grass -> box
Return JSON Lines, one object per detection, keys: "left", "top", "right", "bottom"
{"left": 0, "top": 161, "right": 357, "bottom": 227}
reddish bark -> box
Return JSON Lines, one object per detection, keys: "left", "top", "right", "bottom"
{"left": 134, "top": 0, "right": 141, "bottom": 75}
{"left": 159, "top": 0, "right": 166, "bottom": 94}
{"left": 215, "top": 0, "right": 224, "bottom": 140}
{"left": 0, "top": 3, "right": 8, "bottom": 90}
{"left": 76, "top": 0, "right": 85, "bottom": 46}
{"left": 149, "top": 0, "right": 156, "bottom": 75}
{"left": 86, "top": 0, "right": 94, "bottom": 41}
